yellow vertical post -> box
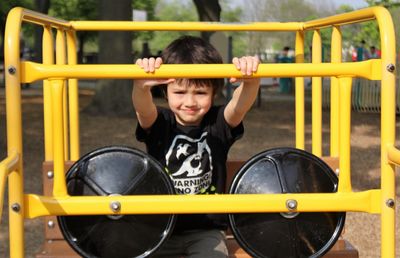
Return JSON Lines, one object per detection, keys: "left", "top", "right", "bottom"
{"left": 338, "top": 77, "right": 352, "bottom": 193}
{"left": 311, "top": 30, "right": 322, "bottom": 156}
{"left": 51, "top": 79, "right": 68, "bottom": 197}
{"left": 56, "top": 29, "right": 70, "bottom": 161}
{"left": 374, "top": 8, "right": 396, "bottom": 258}
{"left": 330, "top": 26, "right": 341, "bottom": 158}
{"left": 4, "top": 8, "right": 24, "bottom": 258}
{"left": 295, "top": 31, "right": 305, "bottom": 150}
{"left": 43, "top": 26, "right": 54, "bottom": 161}
{"left": 66, "top": 30, "right": 80, "bottom": 160}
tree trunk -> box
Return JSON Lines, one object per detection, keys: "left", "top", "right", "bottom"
{"left": 193, "top": 0, "right": 221, "bottom": 41}
{"left": 33, "top": 0, "right": 50, "bottom": 62}
{"left": 85, "top": 0, "right": 133, "bottom": 116}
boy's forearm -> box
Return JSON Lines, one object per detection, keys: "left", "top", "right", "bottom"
{"left": 132, "top": 81, "right": 157, "bottom": 128}
{"left": 233, "top": 81, "right": 260, "bottom": 112}
{"left": 225, "top": 80, "right": 260, "bottom": 126}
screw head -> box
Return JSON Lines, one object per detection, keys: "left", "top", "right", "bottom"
{"left": 386, "top": 63, "right": 395, "bottom": 73}
{"left": 386, "top": 199, "right": 395, "bottom": 208}
{"left": 11, "top": 203, "right": 20, "bottom": 212}
{"left": 8, "top": 66, "right": 16, "bottom": 75}
{"left": 47, "top": 171, "right": 54, "bottom": 179}
{"left": 110, "top": 201, "right": 121, "bottom": 212}
{"left": 286, "top": 199, "right": 297, "bottom": 211}
{"left": 47, "top": 220, "right": 55, "bottom": 228}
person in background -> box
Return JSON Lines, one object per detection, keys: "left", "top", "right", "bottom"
{"left": 276, "top": 46, "right": 294, "bottom": 94}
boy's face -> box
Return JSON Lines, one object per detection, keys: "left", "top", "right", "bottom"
{"left": 167, "top": 81, "right": 213, "bottom": 126}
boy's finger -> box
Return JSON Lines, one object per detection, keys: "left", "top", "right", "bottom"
{"left": 142, "top": 58, "right": 149, "bottom": 72}
{"left": 245, "top": 56, "right": 254, "bottom": 75}
{"left": 232, "top": 57, "right": 240, "bottom": 70}
{"left": 155, "top": 57, "right": 163, "bottom": 68}
{"left": 148, "top": 58, "right": 156, "bottom": 72}
{"left": 240, "top": 57, "right": 247, "bottom": 75}
{"left": 135, "top": 59, "right": 143, "bottom": 67}
{"left": 252, "top": 56, "right": 260, "bottom": 71}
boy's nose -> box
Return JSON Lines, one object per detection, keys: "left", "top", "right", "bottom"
{"left": 184, "top": 94, "right": 196, "bottom": 106}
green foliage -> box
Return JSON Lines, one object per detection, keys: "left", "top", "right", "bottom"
{"left": 138, "top": 0, "right": 199, "bottom": 56}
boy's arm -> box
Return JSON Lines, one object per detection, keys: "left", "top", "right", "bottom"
{"left": 132, "top": 82, "right": 158, "bottom": 129}
{"left": 224, "top": 56, "right": 261, "bottom": 128}
{"left": 132, "top": 57, "right": 174, "bottom": 129}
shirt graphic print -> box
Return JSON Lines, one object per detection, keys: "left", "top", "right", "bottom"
{"left": 165, "top": 132, "right": 213, "bottom": 194}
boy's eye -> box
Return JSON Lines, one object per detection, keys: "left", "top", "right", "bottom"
{"left": 173, "top": 91, "right": 185, "bottom": 94}
{"left": 196, "top": 91, "right": 208, "bottom": 95}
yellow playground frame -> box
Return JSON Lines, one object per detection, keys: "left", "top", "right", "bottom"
{"left": 0, "top": 6, "right": 398, "bottom": 257}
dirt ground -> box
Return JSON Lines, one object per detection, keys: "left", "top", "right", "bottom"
{"left": 0, "top": 85, "right": 399, "bottom": 257}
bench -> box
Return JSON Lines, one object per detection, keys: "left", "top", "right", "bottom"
{"left": 36, "top": 158, "right": 358, "bottom": 258}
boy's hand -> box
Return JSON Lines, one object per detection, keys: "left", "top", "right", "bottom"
{"left": 230, "top": 56, "right": 260, "bottom": 84}
{"left": 135, "top": 57, "right": 174, "bottom": 88}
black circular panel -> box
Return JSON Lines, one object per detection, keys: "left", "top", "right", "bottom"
{"left": 58, "top": 146, "right": 176, "bottom": 258}
{"left": 229, "top": 148, "right": 345, "bottom": 258}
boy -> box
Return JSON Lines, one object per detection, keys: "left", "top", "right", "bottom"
{"left": 132, "top": 35, "right": 260, "bottom": 257}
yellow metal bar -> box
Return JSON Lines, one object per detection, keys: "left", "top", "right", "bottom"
{"left": 0, "top": 151, "right": 19, "bottom": 224}
{"left": 338, "top": 77, "right": 352, "bottom": 193}
{"left": 295, "top": 31, "right": 305, "bottom": 150}
{"left": 330, "top": 26, "right": 341, "bottom": 157}
{"left": 387, "top": 145, "right": 400, "bottom": 166}
{"left": 71, "top": 21, "right": 303, "bottom": 31}
{"left": 374, "top": 7, "right": 397, "bottom": 258}
{"left": 4, "top": 7, "right": 25, "bottom": 258}
{"left": 311, "top": 30, "right": 322, "bottom": 157}
{"left": 21, "top": 60, "right": 382, "bottom": 83}
{"left": 25, "top": 190, "right": 381, "bottom": 218}
{"left": 55, "top": 30, "right": 70, "bottom": 161}
{"left": 66, "top": 30, "right": 80, "bottom": 160}
{"left": 50, "top": 80, "right": 68, "bottom": 197}
{"left": 12, "top": 7, "right": 70, "bottom": 29}
{"left": 43, "top": 26, "right": 54, "bottom": 161}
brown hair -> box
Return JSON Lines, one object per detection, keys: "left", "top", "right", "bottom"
{"left": 161, "top": 35, "right": 224, "bottom": 96}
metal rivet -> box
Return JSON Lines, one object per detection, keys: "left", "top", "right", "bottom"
{"left": 11, "top": 203, "right": 20, "bottom": 212}
{"left": 335, "top": 168, "right": 340, "bottom": 175}
{"left": 386, "top": 63, "right": 395, "bottom": 72}
{"left": 386, "top": 198, "right": 395, "bottom": 208}
{"left": 110, "top": 201, "right": 121, "bottom": 213}
{"left": 47, "top": 171, "right": 54, "bottom": 179}
{"left": 286, "top": 199, "right": 297, "bottom": 211}
{"left": 8, "top": 66, "right": 16, "bottom": 75}
{"left": 47, "top": 220, "right": 55, "bottom": 228}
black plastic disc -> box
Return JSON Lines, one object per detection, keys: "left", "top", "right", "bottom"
{"left": 229, "top": 148, "right": 345, "bottom": 258}
{"left": 58, "top": 146, "right": 176, "bottom": 258}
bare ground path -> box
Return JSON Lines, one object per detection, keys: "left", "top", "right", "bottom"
{"left": 0, "top": 85, "right": 399, "bottom": 257}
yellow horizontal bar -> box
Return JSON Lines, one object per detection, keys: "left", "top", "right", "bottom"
{"left": 71, "top": 21, "right": 303, "bottom": 31}
{"left": 25, "top": 190, "right": 381, "bottom": 218}
{"left": 11, "top": 7, "right": 70, "bottom": 29}
{"left": 304, "top": 6, "right": 382, "bottom": 30}
{"left": 387, "top": 145, "right": 400, "bottom": 166}
{"left": 21, "top": 60, "right": 381, "bottom": 83}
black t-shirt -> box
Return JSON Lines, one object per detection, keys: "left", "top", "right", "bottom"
{"left": 136, "top": 105, "right": 244, "bottom": 231}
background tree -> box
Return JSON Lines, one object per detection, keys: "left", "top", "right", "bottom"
{"left": 85, "top": 0, "right": 133, "bottom": 115}
{"left": 193, "top": 0, "right": 221, "bottom": 41}
{"left": 49, "top": 0, "right": 97, "bottom": 63}
{"left": 0, "top": 0, "right": 32, "bottom": 61}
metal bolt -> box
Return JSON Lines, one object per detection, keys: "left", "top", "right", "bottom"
{"left": 8, "top": 66, "right": 16, "bottom": 75}
{"left": 286, "top": 199, "right": 297, "bottom": 211}
{"left": 11, "top": 203, "right": 20, "bottom": 212}
{"left": 386, "top": 63, "right": 395, "bottom": 73}
{"left": 335, "top": 168, "right": 340, "bottom": 176}
{"left": 47, "top": 220, "right": 55, "bottom": 228}
{"left": 110, "top": 201, "right": 121, "bottom": 213}
{"left": 386, "top": 198, "right": 395, "bottom": 208}
{"left": 47, "top": 171, "right": 54, "bottom": 179}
